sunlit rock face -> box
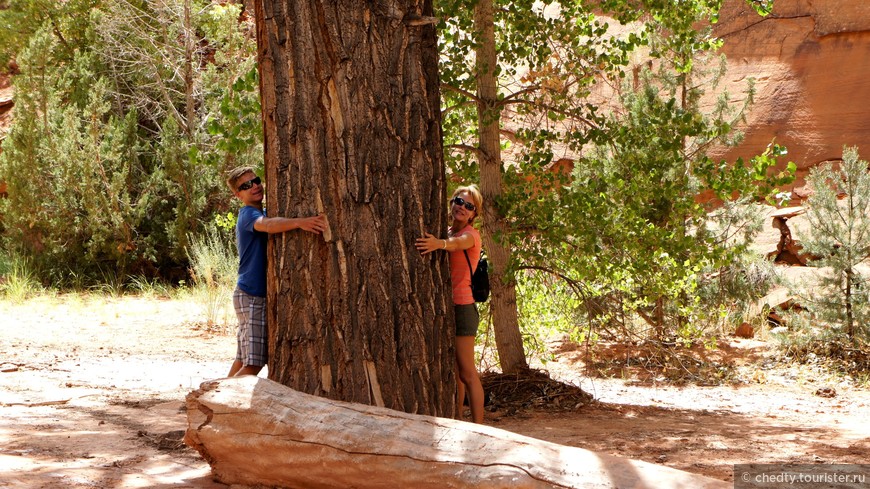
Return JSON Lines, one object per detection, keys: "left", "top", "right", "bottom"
{"left": 712, "top": 0, "right": 870, "bottom": 199}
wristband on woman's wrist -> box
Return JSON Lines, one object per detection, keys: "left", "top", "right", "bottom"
{"left": 442, "top": 239, "right": 447, "bottom": 250}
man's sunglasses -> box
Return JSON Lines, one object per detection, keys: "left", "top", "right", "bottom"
{"left": 451, "top": 196, "right": 476, "bottom": 212}
{"left": 237, "top": 176, "right": 261, "bottom": 192}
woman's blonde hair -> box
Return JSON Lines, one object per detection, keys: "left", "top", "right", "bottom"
{"left": 451, "top": 184, "right": 483, "bottom": 223}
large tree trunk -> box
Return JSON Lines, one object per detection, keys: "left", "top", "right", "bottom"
{"left": 185, "top": 377, "right": 729, "bottom": 489}
{"left": 474, "top": 0, "right": 529, "bottom": 374}
{"left": 253, "top": 0, "right": 454, "bottom": 417}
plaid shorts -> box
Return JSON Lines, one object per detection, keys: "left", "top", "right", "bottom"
{"left": 233, "top": 288, "right": 268, "bottom": 368}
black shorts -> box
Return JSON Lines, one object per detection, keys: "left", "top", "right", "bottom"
{"left": 454, "top": 303, "right": 479, "bottom": 337}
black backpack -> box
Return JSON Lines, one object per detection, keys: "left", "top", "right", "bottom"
{"left": 463, "top": 250, "right": 489, "bottom": 303}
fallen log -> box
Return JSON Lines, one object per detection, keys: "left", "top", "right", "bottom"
{"left": 184, "top": 376, "right": 728, "bottom": 489}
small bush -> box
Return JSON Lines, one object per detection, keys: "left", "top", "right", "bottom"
{"left": 0, "top": 255, "right": 43, "bottom": 303}
{"left": 128, "top": 275, "right": 172, "bottom": 298}
{"left": 474, "top": 270, "right": 586, "bottom": 370}
{"left": 696, "top": 254, "right": 781, "bottom": 335}
{"left": 187, "top": 223, "right": 237, "bottom": 332}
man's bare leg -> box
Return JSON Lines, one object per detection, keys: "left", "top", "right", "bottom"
{"left": 228, "top": 360, "right": 243, "bottom": 377}
{"left": 229, "top": 362, "right": 262, "bottom": 377}
{"left": 235, "top": 365, "right": 262, "bottom": 376}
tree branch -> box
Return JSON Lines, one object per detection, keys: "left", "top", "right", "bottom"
{"left": 496, "top": 84, "right": 541, "bottom": 107}
{"left": 441, "top": 83, "right": 480, "bottom": 104}
{"left": 441, "top": 98, "right": 475, "bottom": 116}
{"left": 502, "top": 97, "right": 599, "bottom": 130}
{"left": 445, "top": 143, "right": 482, "bottom": 158}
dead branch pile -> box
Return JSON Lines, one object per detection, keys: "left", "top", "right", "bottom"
{"left": 586, "top": 341, "right": 741, "bottom": 385}
{"left": 784, "top": 339, "right": 870, "bottom": 375}
{"left": 481, "top": 369, "right": 593, "bottom": 413}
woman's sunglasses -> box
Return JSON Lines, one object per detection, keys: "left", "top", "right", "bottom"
{"left": 237, "top": 176, "right": 261, "bottom": 191}
{"left": 451, "top": 196, "right": 476, "bottom": 211}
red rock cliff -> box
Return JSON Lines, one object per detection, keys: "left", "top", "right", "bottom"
{"left": 712, "top": 0, "right": 870, "bottom": 198}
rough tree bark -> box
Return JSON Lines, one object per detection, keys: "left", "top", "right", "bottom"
{"left": 253, "top": 0, "right": 455, "bottom": 417}
{"left": 185, "top": 377, "right": 730, "bottom": 489}
{"left": 474, "top": 0, "right": 529, "bottom": 373}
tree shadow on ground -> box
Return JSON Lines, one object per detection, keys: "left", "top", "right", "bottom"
{"left": 490, "top": 393, "right": 870, "bottom": 482}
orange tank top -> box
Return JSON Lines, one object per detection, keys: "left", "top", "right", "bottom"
{"left": 448, "top": 225, "right": 481, "bottom": 305}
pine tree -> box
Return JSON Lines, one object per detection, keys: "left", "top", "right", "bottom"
{"left": 800, "top": 147, "right": 870, "bottom": 341}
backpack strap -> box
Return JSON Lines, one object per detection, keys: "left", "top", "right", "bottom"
{"left": 463, "top": 249, "right": 475, "bottom": 276}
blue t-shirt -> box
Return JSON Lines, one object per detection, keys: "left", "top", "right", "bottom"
{"left": 236, "top": 205, "right": 268, "bottom": 297}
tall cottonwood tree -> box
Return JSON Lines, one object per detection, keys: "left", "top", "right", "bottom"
{"left": 253, "top": 0, "right": 455, "bottom": 416}
{"left": 471, "top": 0, "right": 528, "bottom": 374}
{"left": 438, "top": 0, "right": 778, "bottom": 369}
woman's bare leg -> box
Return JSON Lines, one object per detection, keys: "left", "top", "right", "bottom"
{"left": 455, "top": 335, "right": 484, "bottom": 423}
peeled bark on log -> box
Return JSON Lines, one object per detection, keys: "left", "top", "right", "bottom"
{"left": 184, "top": 377, "right": 728, "bottom": 489}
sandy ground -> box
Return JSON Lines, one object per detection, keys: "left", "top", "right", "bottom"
{"left": 1, "top": 294, "right": 869, "bottom": 488}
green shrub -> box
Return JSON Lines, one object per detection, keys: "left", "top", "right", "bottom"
{"left": 127, "top": 275, "right": 172, "bottom": 298}
{"left": 473, "top": 269, "right": 586, "bottom": 369}
{"left": 0, "top": 0, "right": 260, "bottom": 284}
{"left": 0, "top": 255, "right": 43, "bottom": 303}
{"left": 696, "top": 253, "right": 781, "bottom": 334}
{"left": 187, "top": 223, "right": 237, "bottom": 332}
